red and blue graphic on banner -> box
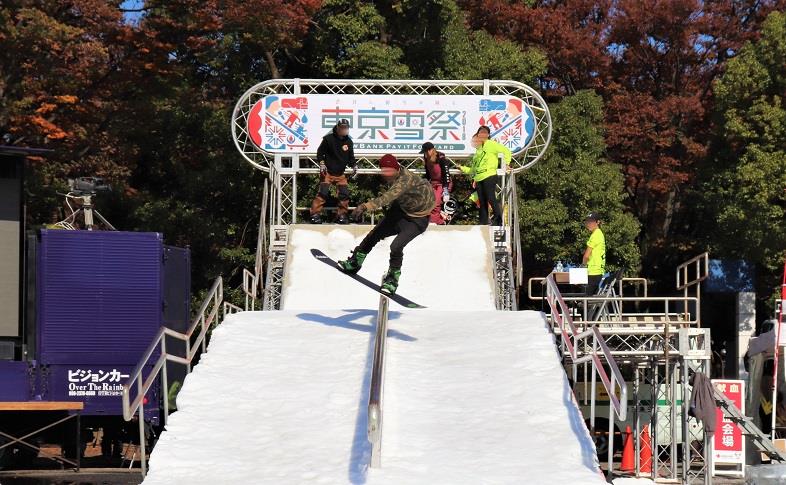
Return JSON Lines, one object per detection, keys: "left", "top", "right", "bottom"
{"left": 247, "top": 94, "right": 536, "bottom": 156}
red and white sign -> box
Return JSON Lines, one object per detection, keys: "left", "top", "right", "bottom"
{"left": 711, "top": 379, "right": 745, "bottom": 476}
{"left": 246, "top": 94, "right": 536, "bottom": 156}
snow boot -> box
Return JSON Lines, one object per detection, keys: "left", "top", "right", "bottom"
{"left": 310, "top": 213, "right": 322, "bottom": 224}
{"left": 381, "top": 268, "right": 402, "bottom": 295}
{"left": 338, "top": 249, "right": 367, "bottom": 274}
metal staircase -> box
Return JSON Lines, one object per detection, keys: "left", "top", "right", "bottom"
{"left": 713, "top": 387, "right": 786, "bottom": 462}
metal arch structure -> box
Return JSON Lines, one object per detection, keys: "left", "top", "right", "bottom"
{"left": 231, "top": 78, "right": 552, "bottom": 174}
{"left": 233, "top": 78, "right": 551, "bottom": 311}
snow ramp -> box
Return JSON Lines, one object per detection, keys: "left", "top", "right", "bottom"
{"left": 280, "top": 225, "right": 496, "bottom": 311}
{"left": 142, "top": 225, "right": 603, "bottom": 484}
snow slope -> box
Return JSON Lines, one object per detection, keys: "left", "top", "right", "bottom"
{"left": 142, "top": 226, "right": 602, "bottom": 484}
{"left": 281, "top": 225, "right": 495, "bottom": 311}
{"left": 142, "top": 310, "right": 602, "bottom": 485}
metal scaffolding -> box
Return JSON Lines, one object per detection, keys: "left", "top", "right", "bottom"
{"left": 534, "top": 254, "right": 719, "bottom": 483}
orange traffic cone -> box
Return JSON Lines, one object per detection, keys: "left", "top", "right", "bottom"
{"left": 639, "top": 424, "right": 652, "bottom": 473}
{"left": 621, "top": 425, "right": 634, "bottom": 472}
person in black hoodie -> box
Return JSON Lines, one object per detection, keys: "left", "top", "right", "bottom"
{"left": 309, "top": 119, "right": 357, "bottom": 224}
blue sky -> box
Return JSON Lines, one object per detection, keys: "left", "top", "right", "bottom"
{"left": 120, "top": 0, "right": 145, "bottom": 24}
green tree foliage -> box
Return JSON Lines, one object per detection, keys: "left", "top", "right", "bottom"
{"left": 518, "top": 91, "right": 640, "bottom": 276}
{"left": 0, "top": 1, "right": 151, "bottom": 221}
{"left": 300, "top": 0, "right": 410, "bottom": 79}
{"left": 706, "top": 11, "right": 786, "bottom": 302}
{"left": 5, "top": 0, "right": 783, "bottom": 307}
{"left": 437, "top": 13, "right": 546, "bottom": 83}
{"left": 298, "top": 0, "right": 546, "bottom": 83}
{"left": 461, "top": 0, "right": 780, "bottom": 282}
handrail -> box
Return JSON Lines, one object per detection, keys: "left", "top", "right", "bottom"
{"left": 528, "top": 276, "right": 698, "bottom": 325}
{"left": 573, "top": 326, "right": 628, "bottom": 421}
{"left": 368, "top": 295, "right": 389, "bottom": 468}
{"left": 255, "top": 178, "right": 268, "bottom": 282}
{"left": 224, "top": 301, "right": 243, "bottom": 315}
{"left": 544, "top": 275, "right": 579, "bottom": 368}
{"left": 242, "top": 268, "right": 258, "bottom": 311}
{"left": 528, "top": 276, "right": 649, "bottom": 300}
{"left": 618, "top": 277, "right": 648, "bottom": 298}
{"left": 121, "top": 276, "right": 237, "bottom": 477}
{"left": 544, "top": 274, "right": 628, "bottom": 474}
{"left": 676, "top": 252, "right": 709, "bottom": 290}
{"left": 564, "top": 296, "right": 700, "bottom": 327}
{"left": 528, "top": 277, "right": 545, "bottom": 300}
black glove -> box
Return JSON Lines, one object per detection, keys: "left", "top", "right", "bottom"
{"left": 351, "top": 204, "right": 367, "bottom": 222}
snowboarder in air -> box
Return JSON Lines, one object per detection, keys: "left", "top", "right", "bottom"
{"left": 309, "top": 119, "right": 357, "bottom": 224}
{"left": 338, "top": 154, "right": 436, "bottom": 294}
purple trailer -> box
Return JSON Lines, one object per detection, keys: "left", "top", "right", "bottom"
{"left": 0, "top": 229, "right": 190, "bottom": 467}
{"left": 33, "top": 229, "right": 190, "bottom": 420}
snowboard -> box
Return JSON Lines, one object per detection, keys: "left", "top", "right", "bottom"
{"left": 310, "top": 249, "right": 426, "bottom": 309}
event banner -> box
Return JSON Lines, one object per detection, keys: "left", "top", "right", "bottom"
{"left": 247, "top": 94, "right": 536, "bottom": 156}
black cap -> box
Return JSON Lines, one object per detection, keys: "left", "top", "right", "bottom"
{"left": 584, "top": 211, "right": 600, "bottom": 222}
{"left": 336, "top": 118, "right": 350, "bottom": 127}
{"left": 419, "top": 142, "right": 435, "bottom": 154}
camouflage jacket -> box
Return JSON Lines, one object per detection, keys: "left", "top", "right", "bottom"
{"left": 365, "top": 167, "right": 436, "bottom": 218}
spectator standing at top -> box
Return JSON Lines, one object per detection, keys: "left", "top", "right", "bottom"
{"left": 420, "top": 142, "right": 452, "bottom": 224}
{"left": 309, "top": 119, "right": 357, "bottom": 224}
{"left": 582, "top": 212, "right": 606, "bottom": 295}
{"left": 460, "top": 126, "right": 510, "bottom": 225}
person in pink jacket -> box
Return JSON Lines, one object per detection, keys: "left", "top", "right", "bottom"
{"left": 419, "top": 142, "right": 453, "bottom": 224}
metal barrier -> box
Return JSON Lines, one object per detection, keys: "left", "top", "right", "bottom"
{"left": 250, "top": 178, "right": 268, "bottom": 308}
{"left": 528, "top": 276, "right": 649, "bottom": 301}
{"left": 619, "top": 277, "right": 648, "bottom": 298}
{"left": 368, "top": 295, "right": 389, "bottom": 468}
{"left": 676, "top": 252, "right": 709, "bottom": 291}
{"left": 565, "top": 296, "right": 699, "bottom": 327}
{"left": 544, "top": 274, "right": 628, "bottom": 474}
{"left": 528, "top": 277, "right": 698, "bottom": 327}
{"left": 676, "top": 252, "right": 709, "bottom": 328}
{"left": 121, "top": 277, "right": 240, "bottom": 476}
{"left": 242, "top": 268, "right": 258, "bottom": 311}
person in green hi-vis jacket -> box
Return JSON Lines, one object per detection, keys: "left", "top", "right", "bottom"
{"left": 582, "top": 211, "right": 606, "bottom": 295}
{"left": 459, "top": 126, "right": 511, "bottom": 226}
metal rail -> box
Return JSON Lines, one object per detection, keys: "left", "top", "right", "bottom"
{"left": 121, "top": 277, "right": 240, "bottom": 476}
{"left": 544, "top": 274, "right": 628, "bottom": 475}
{"left": 247, "top": 177, "right": 269, "bottom": 311}
{"left": 242, "top": 268, "right": 258, "bottom": 311}
{"left": 619, "top": 277, "right": 648, "bottom": 298}
{"left": 713, "top": 386, "right": 786, "bottom": 462}
{"left": 564, "top": 296, "right": 700, "bottom": 327}
{"left": 527, "top": 276, "right": 649, "bottom": 300}
{"left": 368, "top": 295, "right": 389, "bottom": 468}
{"left": 676, "top": 252, "right": 709, "bottom": 332}
{"left": 676, "top": 252, "right": 709, "bottom": 291}
{"left": 536, "top": 294, "right": 699, "bottom": 327}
